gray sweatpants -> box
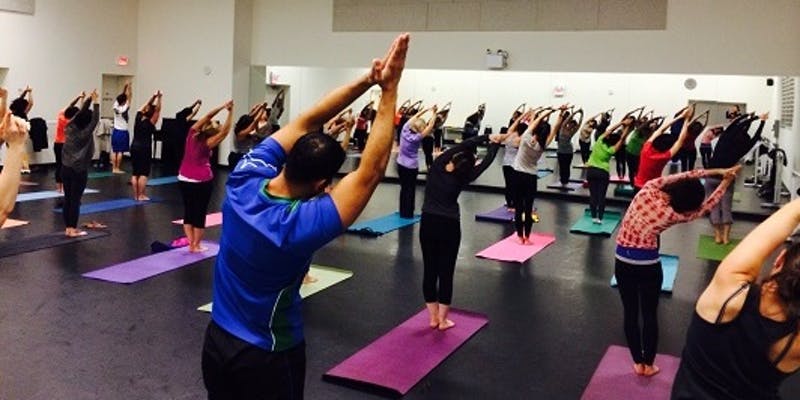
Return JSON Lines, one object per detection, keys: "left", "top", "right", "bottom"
{"left": 704, "top": 176, "right": 734, "bottom": 225}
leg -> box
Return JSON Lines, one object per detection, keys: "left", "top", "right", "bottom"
{"left": 720, "top": 183, "right": 735, "bottom": 244}
{"left": 615, "top": 151, "right": 626, "bottom": 178}
{"left": 586, "top": 168, "right": 600, "bottom": 219}
{"left": 190, "top": 180, "right": 214, "bottom": 251}
{"left": 640, "top": 263, "right": 664, "bottom": 372}
{"left": 54, "top": 143, "right": 64, "bottom": 192}
{"left": 502, "top": 165, "right": 515, "bottom": 209}
{"left": 521, "top": 173, "right": 537, "bottom": 239}
{"left": 137, "top": 176, "right": 149, "bottom": 201}
{"left": 627, "top": 152, "right": 639, "bottom": 188}
{"left": 614, "top": 259, "right": 646, "bottom": 366}
{"left": 420, "top": 213, "right": 441, "bottom": 328}
{"left": 436, "top": 217, "right": 460, "bottom": 331}
{"left": 512, "top": 171, "right": 525, "bottom": 239}
{"left": 202, "top": 322, "right": 236, "bottom": 400}
{"left": 422, "top": 136, "right": 434, "bottom": 170}
{"left": 597, "top": 171, "right": 610, "bottom": 221}
{"left": 179, "top": 181, "right": 196, "bottom": 246}
{"left": 687, "top": 150, "right": 697, "bottom": 170}
{"left": 61, "top": 167, "right": 75, "bottom": 232}
{"left": 579, "top": 141, "right": 590, "bottom": 164}
{"left": 397, "top": 165, "right": 416, "bottom": 218}
{"left": 557, "top": 153, "right": 570, "bottom": 185}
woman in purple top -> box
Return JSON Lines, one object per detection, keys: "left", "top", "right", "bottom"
{"left": 396, "top": 105, "right": 437, "bottom": 218}
{"left": 178, "top": 100, "right": 233, "bottom": 253}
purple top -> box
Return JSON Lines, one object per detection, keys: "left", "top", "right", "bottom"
{"left": 396, "top": 120, "right": 422, "bottom": 169}
{"left": 179, "top": 128, "right": 214, "bottom": 182}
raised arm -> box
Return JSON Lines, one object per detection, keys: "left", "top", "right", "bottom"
{"left": 206, "top": 101, "right": 234, "bottom": 149}
{"left": 21, "top": 86, "right": 33, "bottom": 114}
{"left": 692, "top": 109, "right": 710, "bottom": 129}
{"left": 191, "top": 102, "right": 228, "bottom": 133}
{"left": 329, "top": 34, "right": 409, "bottom": 227}
{"left": 648, "top": 107, "right": 689, "bottom": 143}
{"left": 66, "top": 92, "right": 84, "bottom": 110}
{"left": 0, "top": 113, "right": 28, "bottom": 226}
{"left": 573, "top": 108, "right": 585, "bottom": 128}
{"left": 544, "top": 106, "right": 569, "bottom": 147}
{"left": 150, "top": 91, "right": 162, "bottom": 125}
{"left": 611, "top": 122, "right": 633, "bottom": 153}
{"left": 87, "top": 90, "right": 100, "bottom": 133}
{"left": 0, "top": 87, "right": 7, "bottom": 129}
{"left": 188, "top": 100, "right": 202, "bottom": 121}
{"left": 139, "top": 92, "right": 158, "bottom": 113}
{"left": 748, "top": 113, "right": 768, "bottom": 148}
{"left": 668, "top": 106, "right": 694, "bottom": 156}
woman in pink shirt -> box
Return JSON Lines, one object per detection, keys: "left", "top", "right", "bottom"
{"left": 178, "top": 100, "right": 233, "bottom": 253}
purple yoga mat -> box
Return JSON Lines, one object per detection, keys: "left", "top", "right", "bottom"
{"left": 475, "top": 206, "right": 514, "bottom": 222}
{"left": 476, "top": 233, "right": 555, "bottom": 263}
{"left": 82, "top": 241, "right": 219, "bottom": 284}
{"left": 324, "top": 308, "right": 488, "bottom": 396}
{"left": 581, "top": 345, "right": 680, "bottom": 400}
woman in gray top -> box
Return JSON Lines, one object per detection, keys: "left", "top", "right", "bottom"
{"left": 61, "top": 90, "right": 100, "bottom": 237}
{"left": 555, "top": 108, "right": 583, "bottom": 186}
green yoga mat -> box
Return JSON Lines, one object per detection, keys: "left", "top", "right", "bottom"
{"left": 197, "top": 265, "right": 353, "bottom": 312}
{"left": 569, "top": 209, "right": 622, "bottom": 236}
{"left": 697, "top": 235, "right": 742, "bottom": 261}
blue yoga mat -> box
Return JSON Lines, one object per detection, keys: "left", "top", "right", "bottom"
{"left": 17, "top": 189, "right": 99, "bottom": 203}
{"left": 54, "top": 198, "right": 160, "bottom": 215}
{"left": 537, "top": 170, "right": 552, "bottom": 179}
{"left": 146, "top": 176, "right": 179, "bottom": 186}
{"left": 610, "top": 255, "right": 679, "bottom": 293}
{"left": 88, "top": 171, "right": 115, "bottom": 179}
{"left": 347, "top": 212, "right": 420, "bottom": 236}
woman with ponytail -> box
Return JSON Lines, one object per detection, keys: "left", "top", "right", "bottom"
{"left": 672, "top": 198, "right": 800, "bottom": 399}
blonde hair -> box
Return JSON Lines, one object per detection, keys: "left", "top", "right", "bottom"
{"left": 198, "top": 121, "right": 221, "bottom": 138}
{"left": 411, "top": 118, "right": 426, "bottom": 133}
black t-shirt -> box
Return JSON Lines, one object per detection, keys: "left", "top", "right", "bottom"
{"left": 132, "top": 112, "right": 155, "bottom": 151}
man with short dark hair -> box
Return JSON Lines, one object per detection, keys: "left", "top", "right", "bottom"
{"left": 201, "top": 33, "right": 410, "bottom": 400}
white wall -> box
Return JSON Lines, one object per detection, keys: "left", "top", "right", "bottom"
{"left": 252, "top": 0, "right": 800, "bottom": 76}
{"left": 0, "top": 0, "right": 138, "bottom": 165}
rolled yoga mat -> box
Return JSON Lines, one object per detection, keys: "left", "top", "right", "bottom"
{"left": 569, "top": 209, "right": 622, "bottom": 237}
{"left": 82, "top": 241, "right": 219, "bottom": 284}
{"left": 323, "top": 308, "right": 488, "bottom": 397}
{"left": 172, "top": 212, "right": 223, "bottom": 227}
{"left": 54, "top": 197, "right": 160, "bottom": 215}
{"left": 0, "top": 230, "right": 109, "bottom": 259}
{"left": 546, "top": 181, "right": 583, "bottom": 191}
{"left": 1, "top": 219, "right": 29, "bottom": 229}
{"left": 580, "top": 345, "right": 680, "bottom": 400}
{"left": 610, "top": 254, "right": 680, "bottom": 293}
{"left": 347, "top": 212, "right": 420, "bottom": 236}
{"left": 476, "top": 233, "right": 555, "bottom": 263}
{"left": 17, "top": 189, "right": 98, "bottom": 203}
{"left": 197, "top": 265, "right": 353, "bottom": 312}
{"left": 146, "top": 176, "right": 179, "bottom": 186}
{"left": 696, "top": 234, "right": 741, "bottom": 261}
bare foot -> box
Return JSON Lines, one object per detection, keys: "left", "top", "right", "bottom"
{"left": 429, "top": 317, "right": 439, "bottom": 329}
{"left": 67, "top": 230, "right": 88, "bottom": 238}
{"left": 137, "top": 196, "right": 150, "bottom": 201}
{"left": 642, "top": 364, "right": 660, "bottom": 377}
{"left": 303, "top": 275, "right": 318, "bottom": 284}
{"left": 633, "top": 363, "right": 645, "bottom": 375}
{"left": 438, "top": 319, "right": 455, "bottom": 331}
{"left": 189, "top": 245, "right": 208, "bottom": 253}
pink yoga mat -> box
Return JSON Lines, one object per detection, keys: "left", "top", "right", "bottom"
{"left": 172, "top": 212, "right": 223, "bottom": 227}
{"left": 1, "top": 219, "right": 29, "bottom": 229}
{"left": 324, "top": 308, "right": 488, "bottom": 396}
{"left": 581, "top": 345, "right": 680, "bottom": 400}
{"left": 476, "top": 233, "right": 555, "bottom": 263}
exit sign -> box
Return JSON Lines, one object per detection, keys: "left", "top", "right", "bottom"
{"left": 117, "top": 56, "right": 129, "bottom": 66}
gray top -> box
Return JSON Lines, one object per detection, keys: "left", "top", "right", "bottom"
{"left": 556, "top": 125, "right": 577, "bottom": 154}
{"left": 502, "top": 136, "right": 519, "bottom": 166}
{"left": 578, "top": 125, "right": 593, "bottom": 142}
{"left": 62, "top": 104, "right": 99, "bottom": 172}
{"left": 512, "top": 131, "right": 545, "bottom": 175}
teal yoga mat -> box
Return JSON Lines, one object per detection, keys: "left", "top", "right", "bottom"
{"left": 17, "top": 189, "right": 98, "bottom": 203}
{"left": 146, "top": 176, "right": 179, "bottom": 186}
{"left": 88, "top": 171, "right": 115, "bottom": 179}
{"left": 54, "top": 198, "right": 160, "bottom": 215}
{"left": 347, "top": 212, "right": 420, "bottom": 236}
{"left": 610, "top": 255, "right": 679, "bottom": 293}
{"left": 569, "top": 209, "right": 622, "bottom": 236}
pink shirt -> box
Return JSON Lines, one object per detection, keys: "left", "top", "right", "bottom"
{"left": 178, "top": 129, "right": 213, "bottom": 182}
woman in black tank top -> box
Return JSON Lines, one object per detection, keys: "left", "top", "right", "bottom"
{"left": 672, "top": 199, "right": 800, "bottom": 399}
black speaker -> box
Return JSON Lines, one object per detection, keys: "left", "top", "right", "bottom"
{"left": 767, "top": 78, "right": 774, "bottom": 86}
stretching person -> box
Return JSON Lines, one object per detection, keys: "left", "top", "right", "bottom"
{"left": 511, "top": 106, "right": 563, "bottom": 244}
{"left": 130, "top": 91, "right": 162, "bottom": 201}
{"left": 396, "top": 105, "right": 436, "bottom": 218}
{"left": 163, "top": 99, "right": 201, "bottom": 175}
{"left": 202, "top": 34, "right": 409, "bottom": 399}
{"left": 0, "top": 89, "right": 29, "bottom": 227}
{"left": 556, "top": 108, "right": 583, "bottom": 186}
{"left": 9, "top": 86, "right": 33, "bottom": 174}
{"left": 615, "top": 165, "right": 739, "bottom": 377}
{"left": 55, "top": 92, "right": 84, "bottom": 193}
{"left": 463, "top": 103, "right": 485, "bottom": 141}
{"left": 578, "top": 113, "right": 601, "bottom": 165}
{"left": 178, "top": 100, "right": 234, "bottom": 253}
{"left": 422, "top": 101, "right": 451, "bottom": 170}
{"left": 614, "top": 107, "right": 644, "bottom": 179}
{"left": 61, "top": 90, "right": 101, "bottom": 237}
{"left": 111, "top": 83, "right": 132, "bottom": 174}
{"left": 706, "top": 112, "right": 768, "bottom": 245}
{"left": 677, "top": 110, "right": 709, "bottom": 172}
{"left": 228, "top": 103, "right": 267, "bottom": 168}
{"left": 633, "top": 106, "right": 694, "bottom": 191}
{"left": 421, "top": 133, "right": 501, "bottom": 330}
{"left": 586, "top": 116, "right": 633, "bottom": 223}
{"left": 699, "top": 125, "right": 723, "bottom": 169}
{"left": 353, "top": 101, "right": 373, "bottom": 151}
{"left": 500, "top": 107, "right": 531, "bottom": 210}
{"left": 671, "top": 199, "right": 800, "bottom": 399}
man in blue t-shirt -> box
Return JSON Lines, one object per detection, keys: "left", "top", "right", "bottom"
{"left": 202, "top": 33, "right": 411, "bottom": 400}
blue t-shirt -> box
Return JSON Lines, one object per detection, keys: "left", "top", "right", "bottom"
{"left": 211, "top": 137, "right": 343, "bottom": 351}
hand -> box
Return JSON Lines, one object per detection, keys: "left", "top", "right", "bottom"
{"left": 196, "top": 99, "right": 202, "bottom": 105}
{"left": 431, "top": 105, "right": 438, "bottom": 113}
{"left": 489, "top": 133, "right": 501, "bottom": 143}
{"left": 370, "top": 33, "right": 410, "bottom": 91}
{"left": 79, "top": 91, "right": 86, "bottom": 98}
{"left": 156, "top": 90, "right": 163, "bottom": 97}
{"left": 760, "top": 112, "right": 769, "bottom": 121}
{"left": 224, "top": 100, "right": 234, "bottom": 111}
{"left": 90, "top": 89, "right": 99, "bottom": 102}
{"left": 723, "top": 165, "right": 742, "bottom": 180}
{"left": 1, "top": 114, "right": 28, "bottom": 147}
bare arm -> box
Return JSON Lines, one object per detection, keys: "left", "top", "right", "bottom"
{"left": 647, "top": 112, "right": 686, "bottom": 143}
{"left": 0, "top": 87, "right": 7, "bottom": 131}
{"left": 150, "top": 92, "right": 162, "bottom": 125}
{"left": 206, "top": 102, "right": 234, "bottom": 149}
{"left": 67, "top": 92, "right": 84, "bottom": 110}
{"left": 668, "top": 106, "right": 694, "bottom": 156}
{"left": 329, "top": 34, "right": 409, "bottom": 227}
{"left": 0, "top": 114, "right": 27, "bottom": 226}
{"left": 191, "top": 102, "right": 227, "bottom": 133}
{"left": 188, "top": 100, "right": 201, "bottom": 121}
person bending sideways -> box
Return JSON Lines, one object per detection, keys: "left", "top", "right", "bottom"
{"left": 614, "top": 166, "right": 739, "bottom": 377}
{"left": 633, "top": 106, "right": 694, "bottom": 192}
{"left": 672, "top": 198, "right": 800, "bottom": 400}
{"left": 201, "top": 33, "right": 410, "bottom": 400}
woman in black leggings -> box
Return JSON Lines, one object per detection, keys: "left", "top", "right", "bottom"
{"left": 422, "top": 102, "right": 450, "bottom": 170}
{"left": 420, "top": 134, "right": 500, "bottom": 330}
{"left": 61, "top": 90, "right": 100, "bottom": 237}
{"left": 585, "top": 117, "right": 632, "bottom": 223}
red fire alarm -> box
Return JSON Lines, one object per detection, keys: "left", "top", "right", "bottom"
{"left": 117, "top": 56, "right": 129, "bottom": 66}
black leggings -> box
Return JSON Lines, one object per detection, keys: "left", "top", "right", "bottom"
{"left": 626, "top": 152, "right": 640, "bottom": 188}
{"left": 679, "top": 148, "right": 697, "bottom": 172}
{"left": 614, "top": 150, "right": 626, "bottom": 178}
{"left": 202, "top": 321, "right": 306, "bottom": 400}
{"left": 54, "top": 142, "right": 64, "bottom": 184}
{"left": 180, "top": 180, "right": 214, "bottom": 228}
{"left": 586, "top": 167, "right": 610, "bottom": 220}
{"left": 354, "top": 128, "right": 368, "bottom": 151}
{"left": 557, "top": 152, "right": 573, "bottom": 185}
{"left": 511, "top": 170, "right": 537, "bottom": 238}
{"left": 700, "top": 145, "right": 712, "bottom": 169}
{"left": 420, "top": 213, "right": 461, "bottom": 305}
{"left": 502, "top": 165, "right": 516, "bottom": 208}
{"left": 61, "top": 166, "right": 88, "bottom": 228}
{"left": 422, "top": 136, "right": 434, "bottom": 170}
{"left": 579, "top": 141, "right": 591, "bottom": 164}
{"left": 614, "top": 258, "right": 663, "bottom": 365}
{"left": 397, "top": 164, "right": 418, "bottom": 218}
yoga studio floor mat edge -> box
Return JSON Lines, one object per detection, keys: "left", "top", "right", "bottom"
{"left": 0, "top": 230, "right": 110, "bottom": 259}
{"left": 346, "top": 212, "right": 420, "bottom": 237}
{"left": 82, "top": 241, "right": 219, "bottom": 284}
{"left": 323, "top": 308, "right": 489, "bottom": 397}
{"left": 580, "top": 345, "right": 680, "bottom": 400}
